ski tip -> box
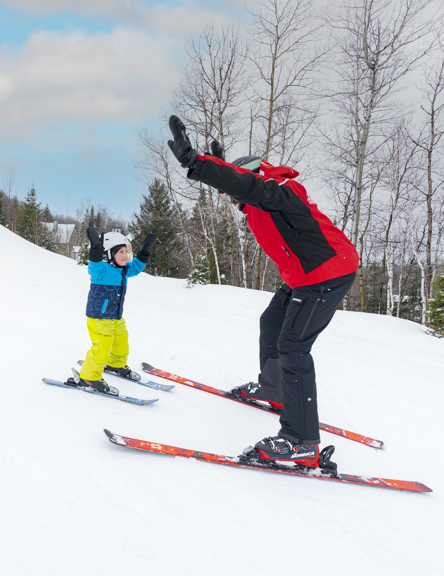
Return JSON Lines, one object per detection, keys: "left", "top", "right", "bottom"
{"left": 370, "top": 439, "right": 384, "bottom": 449}
{"left": 405, "top": 481, "right": 432, "bottom": 493}
{"left": 104, "top": 429, "right": 127, "bottom": 446}
{"left": 144, "top": 381, "right": 175, "bottom": 391}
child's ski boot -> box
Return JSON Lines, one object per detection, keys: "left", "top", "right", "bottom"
{"left": 67, "top": 368, "right": 119, "bottom": 396}
{"left": 105, "top": 365, "right": 141, "bottom": 381}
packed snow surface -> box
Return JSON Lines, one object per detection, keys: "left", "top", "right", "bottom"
{"left": 1, "top": 225, "right": 443, "bottom": 575}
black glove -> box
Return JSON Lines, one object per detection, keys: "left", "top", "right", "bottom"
{"left": 136, "top": 233, "right": 157, "bottom": 264}
{"left": 210, "top": 140, "right": 225, "bottom": 161}
{"left": 168, "top": 115, "right": 199, "bottom": 169}
{"left": 87, "top": 227, "right": 104, "bottom": 262}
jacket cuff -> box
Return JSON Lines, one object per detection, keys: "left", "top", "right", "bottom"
{"left": 187, "top": 155, "right": 206, "bottom": 181}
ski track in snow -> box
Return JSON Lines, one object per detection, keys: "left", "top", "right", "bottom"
{"left": 1, "top": 224, "right": 443, "bottom": 576}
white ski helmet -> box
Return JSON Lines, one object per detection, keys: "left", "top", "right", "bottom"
{"left": 102, "top": 231, "right": 132, "bottom": 263}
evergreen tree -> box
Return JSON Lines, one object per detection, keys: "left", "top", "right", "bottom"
{"left": 17, "top": 187, "right": 40, "bottom": 242}
{"left": 0, "top": 192, "right": 6, "bottom": 226}
{"left": 79, "top": 206, "right": 96, "bottom": 242}
{"left": 8, "top": 196, "right": 20, "bottom": 232}
{"left": 129, "top": 179, "right": 182, "bottom": 277}
{"left": 187, "top": 250, "right": 211, "bottom": 287}
{"left": 77, "top": 240, "right": 90, "bottom": 266}
{"left": 189, "top": 190, "right": 228, "bottom": 284}
{"left": 364, "top": 262, "right": 386, "bottom": 314}
{"left": 78, "top": 206, "right": 99, "bottom": 258}
{"left": 398, "top": 262, "right": 423, "bottom": 322}
{"left": 41, "top": 204, "right": 53, "bottom": 222}
{"left": 426, "top": 273, "right": 444, "bottom": 337}
{"left": 16, "top": 187, "right": 56, "bottom": 251}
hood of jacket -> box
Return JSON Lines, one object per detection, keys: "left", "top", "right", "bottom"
{"left": 259, "top": 159, "right": 299, "bottom": 181}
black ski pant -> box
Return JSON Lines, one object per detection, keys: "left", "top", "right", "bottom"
{"left": 258, "top": 271, "right": 356, "bottom": 445}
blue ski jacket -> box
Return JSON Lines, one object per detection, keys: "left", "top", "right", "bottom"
{"left": 85, "top": 258, "right": 146, "bottom": 320}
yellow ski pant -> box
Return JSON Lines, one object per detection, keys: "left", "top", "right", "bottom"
{"left": 79, "top": 317, "right": 129, "bottom": 381}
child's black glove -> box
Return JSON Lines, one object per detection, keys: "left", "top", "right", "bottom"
{"left": 137, "top": 233, "right": 157, "bottom": 264}
{"left": 87, "top": 227, "right": 104, "bottom": 262}
{"left": 168, "top": 115, "right": 199, "bottom": 169}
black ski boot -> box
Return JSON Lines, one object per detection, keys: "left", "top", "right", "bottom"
{"left": 240, "top": 441, "right": 337, "bottom": 476}
{"left": 232, "top": 382, "right": 283, "bottom": 409}
{"left": 68, "top": 368, "right": 119, "bottom": 396}
{"left": 82, "top": 378, "right": 117, "bottom": 394}
{"left": 105, "top": 365, "right": 141, "bottom": 381}
{"left": 254, "top": 435, "right": 320, "bottom": 467}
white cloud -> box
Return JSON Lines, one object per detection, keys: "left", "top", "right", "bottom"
{"left": 1, "top": 0, "right": 238, "bottom": 34}
{"left": 0, "top": 28, "right": 181, "bottom": 142}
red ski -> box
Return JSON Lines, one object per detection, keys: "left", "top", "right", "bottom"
{"left": 104, "top": 430, "right": 431, "bottom": 493}
{"left": 141, "top": 362, "right": 384, "bottom": 449}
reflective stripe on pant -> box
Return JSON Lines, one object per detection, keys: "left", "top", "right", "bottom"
{"left": 258, "top": 272, "right": 356, "bottom": 445}
{"left": 79, "top": 317, "right": 129, "bottom": 381}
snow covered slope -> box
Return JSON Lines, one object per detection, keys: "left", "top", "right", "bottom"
{"left": 1, "top": 224, "right": 443, "bottom": 576}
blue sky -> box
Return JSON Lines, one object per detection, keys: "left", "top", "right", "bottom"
{"left": 0, "top": 0, "right": 246, "bottom": 222}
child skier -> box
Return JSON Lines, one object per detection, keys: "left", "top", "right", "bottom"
{"left": 67, "top": 226, "right": 157, "bottom": 395}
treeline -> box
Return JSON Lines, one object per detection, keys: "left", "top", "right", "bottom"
{"left": 134, "top": 0, "right": 444, "bottom": 326}
{"left": 1, "top": 0, "right": 443, "bottom": 332}
{"left": 0, "top": 186, "right": 56, "bottom": 250}
{"left": 0, "top": 185, "right": 127, "bottom": 258}
{"left": 2, "top": 173, "right": 442, "bottom": 331}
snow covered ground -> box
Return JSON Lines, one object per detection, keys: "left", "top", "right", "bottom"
{"left": 1, "top": 224, "right": 443, "bottom": 576}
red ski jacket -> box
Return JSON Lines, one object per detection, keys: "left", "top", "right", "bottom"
{"left": 188, "top": 155, "right": 359, "bottom": 288}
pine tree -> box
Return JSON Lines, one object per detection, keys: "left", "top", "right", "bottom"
{"left": 78, "top": 206, "right": 96, "bottom": 243}
{"left": 77, "top": 240, "right": 90, "bottom": 266}
{"left": 17, "top": 187, "right": 39, "bottom": 242}
{"left": 189, "top": 189, "right": 228, "bottom": 284}
{"left": 426, "top": 273, "right": 444, "bottom": 337}
{"left": 41, "top": 204, "right": 53, "bottom": 222}
{"left": 16, "top": 187, "right": 56, "bottom": 251}
{"left": 0, "top": 192, "right": 6, "bottom": 226}
{"left": 129, "top": 179, "right": 182, "bottom": 277}
{"left": 187, "top": 250, "right": 211, "bottom": 287}
{"left": 8, "top": 196, "right": 20, "bottom": 232}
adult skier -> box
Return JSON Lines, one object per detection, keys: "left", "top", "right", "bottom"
{"left": 168, "top": 115, "right": 359, "bottom": 468}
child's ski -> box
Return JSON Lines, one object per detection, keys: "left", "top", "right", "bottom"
{"left": 77, "top": 360, "right": 174, "bottom": 391}
{"left": 104, "top": 430, "right": 431, "bottom": 493}
{"left": 141, "top": 362, "right": 384, "bottom": 449}
{"left": 42, "top": 378, "right": 158, "bottom": 405}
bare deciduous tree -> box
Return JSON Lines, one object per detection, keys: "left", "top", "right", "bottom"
{"left": 326, "top": 0, "right": 438, "bottom": 246}
{"left": 247, "top": 0, "right": 326, "bottom": 288}
{"left": 171, "top": 24, "right": 249, "bottom": 285}
{"left": 410, "top": 51, "right": 444, "bottom": 304}
{"left": 138, "top": 130, "right": 195, "bottom": 268}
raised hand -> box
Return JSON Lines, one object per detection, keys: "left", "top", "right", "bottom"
{"left": 87, "top": 227, "right": 104, "bottom": 262}
{"left": 210, "top": 140, "right": 225, "bottom": 161}
{"left": 137, "top": 233, "right": 157, "bottom": 264}
{"left": 168, "top": 115, "right": 199, "bottom": 169}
